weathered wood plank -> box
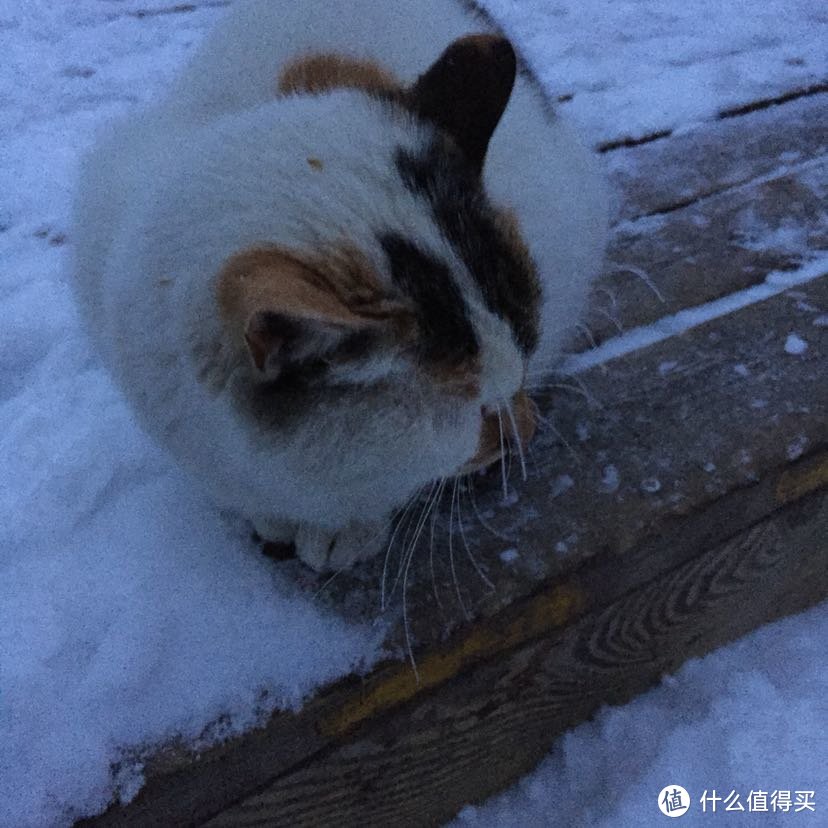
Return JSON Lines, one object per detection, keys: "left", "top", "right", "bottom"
{"left": 608, "top": 91, "right": 828, "bottom": 221}
{"left": 581, "top": 156, "right": 827, "bottom": 349}
{"left": 83, "top": 270, "right": 828, "bottom": 828}
{"left": 207, "top": 489, "right": 827, "bottom": 827}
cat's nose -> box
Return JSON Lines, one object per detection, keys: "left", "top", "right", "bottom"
{"left": 460, "top": 391, "right": 536, "bottom": 475}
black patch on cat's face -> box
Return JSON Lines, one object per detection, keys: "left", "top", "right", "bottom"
{"left": 394, "top": 141, "right": 540, "bottom": 356}
{"left": 379, "top": 233, "right": 479, "bottom": 365}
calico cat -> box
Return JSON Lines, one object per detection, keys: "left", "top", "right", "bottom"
{"left": 72, "top": 0, "right": 608, "bottom": 572}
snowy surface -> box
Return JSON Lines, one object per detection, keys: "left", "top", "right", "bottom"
{"left": 784, "top": 333, "right": 809, "bottom": 355}
{"left": 1, "top": 1, "right": 826, "bottom": 826}
{"left": 485, "top": 0, "right": 828, "bottom": 142}
{"left": 452, "top": 602, "right": 828, "bottom": 828}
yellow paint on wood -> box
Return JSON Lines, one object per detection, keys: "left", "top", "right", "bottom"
{"left": 776, "top": 451, "right": 828, "bottom": 504}
{"left": 318, "top": 582, "right": 585, "bottom": 738}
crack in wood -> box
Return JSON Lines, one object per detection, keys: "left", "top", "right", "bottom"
{"left": 718, "top": 82, "right": 828, "bottom": 120}
{"left": 617, "top": 152, "right": 828, "bottom": 224}
{"left": 121, "top": 1, "right": 229, "bottom": 21}
{"left": 597, "top": 129, "right": 673, "bottom": 154}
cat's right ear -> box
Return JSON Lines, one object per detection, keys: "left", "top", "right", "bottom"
{"left": 217, "top": 248, "right": 391, "bottom": 379}
{"left": 409, "top": 34, "right": 517, "bottom": 173}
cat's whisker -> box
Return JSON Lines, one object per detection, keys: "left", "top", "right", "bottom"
{"left": 429, "top": 479, "right": 448, "bottom": 611}
{"left": 504, "top": 428, "right": 515, "bottom": 483}
{"left": 313, "top": 567, "right": 344, "bottom": 599}
{"left": 457, "top": 477, "right": 495, "bottom": 591}
{"left": 505, "top": 399, "right": 527, "bottom": 482}
{"left": 575, "top": 322, "right": 599, "bottom": 350}
{"left": 389, "top": 480, "right": 439, "bottom": 604}
{"left": 596, "top": 285, "right": 618, "bottom": 310}
{"left": 594, "top": 306, "right": 624, "bottom": 334}
{"left": 448, "top": 477, "right": 471, "bottom": 621}
{"left": 527, "top": 403, "right": 544, "bottom": 428}
{"left": 532, "top": 410, "right": 580, "bottom": 463}
{"left": 380, "top": 484, "right": 426, "bottom": 611}
{"left": 401, "top": 523, "right": 421, "bottom": 684}
{"left": 606, "top": 261, "right": 666, "bottom": 304}
{"left": 496, "top": 406, "right": 509, "bottom": 500}
{"left": 405, "top": 479, "right": 443, "bottom": 572}
{"left": 566, "top": 372, "right": 603, "bottom": 408}
{"left": 399, "top": 487, "right": 439, "bottom": 683}
{"left": 467, "top": 477, "right": 517, "bottom": 542}
{"left": 541, "top": 379, "right": 601, "bottom": 407}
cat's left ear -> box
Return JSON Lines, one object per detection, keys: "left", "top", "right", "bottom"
{"left": 408, "top": 34, "right": 517, "bottom": 173}
{"left": 217, "top": 248, "right": 394, "bottom": 378}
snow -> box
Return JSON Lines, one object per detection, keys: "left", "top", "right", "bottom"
{"left": 550, "top": 473, "right": 575, "bottom": 498}
{"left": 1, "top": 0, "right": 826, "bottom": 826}
{"left": 784, "top": 333, "right": 809, "bottom": 354}
{"left": 599, "top": 464, "right": 620, "bottom": 493}
{"left": 640, "top": 477, "right": 662, "bottom": 494}
{"left": 451, "top": 601, "right": 828, "bottom": 828}
{"left": 483, "top": 0, "right": 828, "bottom": 143}
{"left": 786, "top": 435, "right": 809, "bottom": 461}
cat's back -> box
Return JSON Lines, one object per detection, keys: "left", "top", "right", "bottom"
{"left": 164, "top": 0, "right": 482, "bottom": 121}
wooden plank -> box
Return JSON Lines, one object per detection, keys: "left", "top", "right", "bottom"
{"left": 564, "top": 91, "right": 828, "bottom": 351}
{"left": 206, "top": 490, "right": 827, "bottom": 828}
{"left": 607, "top": 91, "right": 828, "bottom": 221}
{"left": 581, "top": 156, "right": 828, "bottom": 350}
{"left": 83, "top": 270, "right": 828, "bottom": 828}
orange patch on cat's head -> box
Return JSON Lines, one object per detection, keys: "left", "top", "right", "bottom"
{"left": 277, "top": 54, "right": 402, "bottom": 99}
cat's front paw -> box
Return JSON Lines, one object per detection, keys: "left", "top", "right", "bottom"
{"left": 295, "top": 520, "right": 388, "bottom": 573}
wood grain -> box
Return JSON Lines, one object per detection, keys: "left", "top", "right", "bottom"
{"left": 206, "top": 491, "right": 827, "bottom": 827}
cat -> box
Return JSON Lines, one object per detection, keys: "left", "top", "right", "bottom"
{"left": 71, "top": 0, "right": 608, "bottom": 573}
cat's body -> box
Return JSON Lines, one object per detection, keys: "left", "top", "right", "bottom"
{"left": 72, "top": 0, "right": 607, "bottom": 571}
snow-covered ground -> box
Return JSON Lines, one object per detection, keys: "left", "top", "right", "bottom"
{"left": 1, "top": 1, "right": 826, "bottom": 826}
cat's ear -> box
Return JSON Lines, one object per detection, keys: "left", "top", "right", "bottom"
{"left": 409, "top": 34, "right": 516, "bottom": 173}
{"left": 217, "top": 248, "right": 386, "bottom": 377}
{"left": 243, "top": 310, "right": 365, "bottom": 376}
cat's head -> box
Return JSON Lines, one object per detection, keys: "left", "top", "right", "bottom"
{"left": 210, "top": 35, "right": 540, "bottom": 518}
